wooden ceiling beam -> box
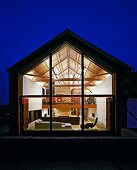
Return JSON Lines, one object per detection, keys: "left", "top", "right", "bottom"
{"left": 43, "top": 84, "right": 95, "bottom": 87}
{"left": 95, "top": 72, "right": 109, "bottom": 76}
{"left": 32, "top": 77, "right": 103, "bottom": 82}
{"left": 55, "top": 78, "right": 81, "bottom": 81}
{"left": 26, "top": 73, "right": 41, "bottom": 77}
{"left": 54, "top": 78, "right": 103, "bottom": 81}
{"left": 57, "top": 52, "right": 64, "bottom": 77}
{"left": 84, "top": 78, "right": 103, "bottom": 81}
{"left": 32, "top": 77, "right": 50, "bottom": 82}
{"left": 52, "top": 55, "right": 67, "bottom": 68}
{"left": 69, "top": 66, "right": 81, "bottom": 75}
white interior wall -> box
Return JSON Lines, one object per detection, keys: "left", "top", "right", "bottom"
{"left": 91, "top": 75, "right": 112, "bottom": 126}
{"left": 95, "top": 97, "right": 106, "bottom": 126}
{"left": 23, "top": 76, "right": 42, "bottom": 111}
{"left": 92, "top": 75, "right": 112, "bottom": 95}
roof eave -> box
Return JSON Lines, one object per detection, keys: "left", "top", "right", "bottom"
{"left": 7, "top": 29, "right": 133, "bottom": 74}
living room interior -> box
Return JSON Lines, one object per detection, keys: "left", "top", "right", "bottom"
{"left": 21, "top": 44, "right": 112, "bottom": 131}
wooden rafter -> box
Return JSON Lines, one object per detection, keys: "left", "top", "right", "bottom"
{"left": 69, "top": 66, "right": 81, "bottom": 76}
{"left": 57, "top": 52, "right": 64, "bottom": 78}
{"left": 41, "top": 60, "right": 50, "bottom": 75}
{"left": 72, "top": 53, "right": 81, "bottom": 79}
{"left": 52, "top": 55, "right": 67, "bottom": 68}
{"left": 96, "top": 72, "right": 108, "bottom": 76}
{"left": 57, "top": 67, "right": 68, "bottom": 76}
{"left": 26, "top": 73, "right": 41, "bottom": 77}
{"left": 26, "top": 44, "right": 109, "bottom": 87}
{"left": 32, "top": 77, "right": 50, "bottom": 82}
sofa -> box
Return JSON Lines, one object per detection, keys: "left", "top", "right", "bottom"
{"left": 35, "top": 121, "right": 72, "bottom": 130}
{"left": 41, "top": 116, "right": 80, "bottom": 125}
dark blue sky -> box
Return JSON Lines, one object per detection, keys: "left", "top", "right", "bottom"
{"left": 0, "top": 0, "right": 137, "bottom": 104}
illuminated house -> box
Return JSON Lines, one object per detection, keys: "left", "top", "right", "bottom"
{"left": 7, "top": 29, "right": 135, "bottom": 135}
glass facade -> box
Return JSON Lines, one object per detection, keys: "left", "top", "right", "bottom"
{"left": 21, "top": 44, "right": 113, "bottom": 132}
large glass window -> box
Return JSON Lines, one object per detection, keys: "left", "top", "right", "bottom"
{"left": 21, "top": 44, "right": 113, "bottom": 132}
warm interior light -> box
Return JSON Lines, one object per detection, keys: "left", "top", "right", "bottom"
{"left": 84, "top": 67, "right": 86, "bottom": 75}
{"left": 36, "top": 82, "right": 46, "bottom": 86}
{"left": 24, "top": 75, "right": 33, "bottom": 80}
{"left": 105, "top": 73, "right": 111, "bottom": 78}
{"left": 95, "top": 80, "right": 103, "bottom": 85}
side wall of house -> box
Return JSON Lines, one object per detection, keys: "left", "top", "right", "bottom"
{"left": 8, "top": 72, "right": 19, "bottom": 135}
{"left": 115, "top": 71, "right": 127, "bottom": 135}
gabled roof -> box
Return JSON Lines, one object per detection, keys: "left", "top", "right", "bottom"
{"left": 7, "top": 29, "right": 132, "bottom": 74}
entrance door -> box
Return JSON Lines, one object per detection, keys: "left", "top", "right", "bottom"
{"left": 106, "top": 97, "right": 111, "bottom": 129}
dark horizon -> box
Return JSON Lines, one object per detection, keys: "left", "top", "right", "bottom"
{"left": 1, "top": 0, "right": 137, "bottom": 105}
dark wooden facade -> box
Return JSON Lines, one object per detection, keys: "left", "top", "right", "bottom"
{"left": 7, "top": 29, "right": 134, "bottom": 135}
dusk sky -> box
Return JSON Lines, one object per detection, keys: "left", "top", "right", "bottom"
{"left": 0, "top": 0, "right": 137, "bottom": 104}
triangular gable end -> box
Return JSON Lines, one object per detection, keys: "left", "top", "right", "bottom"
{"left": 7, "top": 29, "right": 132, "bottom": 75}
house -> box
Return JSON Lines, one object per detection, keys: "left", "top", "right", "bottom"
{"left": 7, "top": 29, "right": 136, "bottom": 136}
